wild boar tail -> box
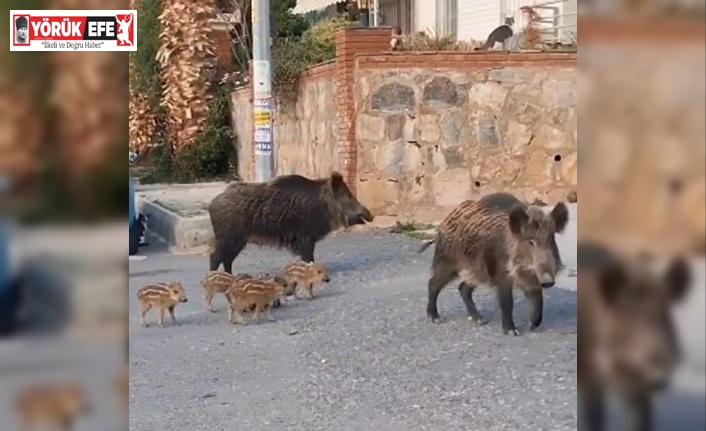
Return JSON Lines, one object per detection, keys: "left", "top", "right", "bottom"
{"left": 418, "top": 239, "right": 436, "bottom": 253}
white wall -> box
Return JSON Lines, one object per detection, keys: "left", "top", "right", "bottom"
{"left": 456, "top": 0, "right": 503, "bottom": 41}
{"left": 414, "top": 0, "right": 437, "bottom": 34}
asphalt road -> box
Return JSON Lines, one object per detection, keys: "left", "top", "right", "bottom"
{"left": 128, "top": 212, "right": 706, "bottom": 431}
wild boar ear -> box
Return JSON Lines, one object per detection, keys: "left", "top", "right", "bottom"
{"left": 550, "top": 202, "right": 569, "bottom": 234}
{"left": 599, "top": 262, "right": 628, "bottom": 305}
{"left": 508, "top": 206, "right": 529, "bottom": 237}
{"left": 664, "top": 257, "right": 691, "bottom": 303}
{"left": 329, "top": 172, "right": 345, "bottom": 191}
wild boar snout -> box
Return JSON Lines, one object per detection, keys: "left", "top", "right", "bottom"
{"left": 540, "top": 280, "right": 555, "bottom": 289}
{"left": 345, "top": 205, "right": 374, "bottom": 226}
{"left": 508, "top": 206, "right": 562, "bottom": 289}
{"left": 538, "top": 266, "right": 556, "bottom": 288}
{"left": 332, "top": 175, "right": 374, "bottom": 226}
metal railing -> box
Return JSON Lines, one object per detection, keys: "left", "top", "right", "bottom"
{"left": 503, "top": 0, "right": 577, "bottom": 45}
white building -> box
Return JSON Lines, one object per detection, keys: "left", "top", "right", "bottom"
{"left": 293, "top": 0, "right": 576, "bottom": 44}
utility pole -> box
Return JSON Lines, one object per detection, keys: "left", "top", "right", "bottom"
{"left": 251, "top": 0, "right": 274, "bottom": 182}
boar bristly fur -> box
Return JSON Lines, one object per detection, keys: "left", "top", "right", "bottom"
{"left": 208, "top": 172, "right": 373, "bottom": 273}
{"left": 425, "top": 192, "right": 569, "bottom": 335}
{"left": 281, "top": 261, "right": 331, "bottom": 300}
{"left": 578, "top": 241, "right": 691, "bottom": 431}
{"left": 200, "top": 271, "right": 252, "bottom": 312}
{"left": 136, "top": 282, "right": 188, "bottom": 328}
{"left": 228, "top": 277, "right": 289, "bottom": 325}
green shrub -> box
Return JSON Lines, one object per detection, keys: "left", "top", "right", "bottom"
{"left": 131, "top": 0, "right": 163, "bottom": 110}
{"left": 141, "top": 83, "right": 236, "bottom": 184}
{"left": 272, "top": 16, "right": 353, "bottom": 105}
{"left": 300, "top": 16, "right": 352, "bottom": 57}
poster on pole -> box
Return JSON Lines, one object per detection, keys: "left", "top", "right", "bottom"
{"left": 253, "top": 99, "right": 273, "bottom": 156}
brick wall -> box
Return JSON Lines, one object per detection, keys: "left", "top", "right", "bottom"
{"left": 213, "top": 28, "right": 234, "bottom": 75}
{"left": 355, "top": 51, "right": 577, "bottom": 69}
{"left": 334, "top": 28, "right": 392, "bottom": 195}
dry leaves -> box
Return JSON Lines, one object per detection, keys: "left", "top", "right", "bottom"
{"left": 157, "top": 0, "right": 217, "bottom": 150}
{"left": 49, "top": 0, "right": 128, "bottom": 181}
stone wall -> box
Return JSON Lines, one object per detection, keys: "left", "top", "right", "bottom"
{"left": 354, "top": 52, "right": 577, "bottom": 222}
{"left": 230, "top": 61, "right": 339, "bottom": 182}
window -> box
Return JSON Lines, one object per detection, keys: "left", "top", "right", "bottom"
{"left": 436, "top": 0, "right": 457, "bottom": 37}
{"left": 379, "top": 0, "right": 415, "bottom": 34}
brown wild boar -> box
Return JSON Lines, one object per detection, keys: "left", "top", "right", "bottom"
{"left": 280, "top": 261, "right": 331, "bottom": 300}
{"left": 578, "top": 241, "right": 691, "bottom": 431}
{"left": 199, "top": 271, "right": 252, "bottom": 312}
{"left": 15, "top": 381, "right": 89, "bottom": 431}
{"left": 222, "top": 272, "right": 275, "bottom": 311}
{"left": 136, "top": 282, "right": 188, "bottom": 328}
{"left": 228, "top": 277, "right": 289, "bottom": 325}
{"left": 418, "top": 192, "right": 569, "bottom": 335}
{"left": 208, "top": 172, "right": 374, "bottom": 273}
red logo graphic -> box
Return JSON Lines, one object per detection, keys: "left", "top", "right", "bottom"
{"left": 115, "top": 13, "right": 134, "bottom": 46}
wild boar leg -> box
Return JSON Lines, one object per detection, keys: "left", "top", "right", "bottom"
{"left": 252, "top": 304, "right": 262, "bottom": 323}
{"left": 426, "top": 265, "right": 456, "bottom": 323}
{"left": 204, "top": 290, "right": 216, "bottom": 312}
{"left": 579, "top": 384, "right": 605, "bottom": 431}
{"left": 626, "top": 391, "right": 652, "bottom": 431}
{"left": 496, "top": 283, "right": 519, "bottom": 335}
{"left": 293, "top": 239, "right": 315, "bottom": 263}
{"left": 524, "top": 288, "right": 543, "bottom": 330}
{"left": 230, "top": 304, "right": 247, "bottom": 325}
{"left": 265, "top": 304, "right": 276, "bottom": 322}
{"left": 158, "top": 308, "right": 166, "bottom": 328}
{"left": 168, "top": 305, "right": 178, "bottom": 326}
{"left": 140, "top": 303, "right": 152, "bottom": 327}
{"left": 209, "top": 240, "right": 225, "bottom": 271}
{"left": 222, "top": 237, "right": 247, "bottom": 274}
{"left": 457, "top": 282, "right": 487, "bottom": 325}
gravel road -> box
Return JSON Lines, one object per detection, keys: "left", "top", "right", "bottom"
{"left": 127, "top": 211, "right": 705, "bottom": 431}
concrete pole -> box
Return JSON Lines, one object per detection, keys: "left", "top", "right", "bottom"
{"left": 251, "top": 0, "right": 274, "bottom": 182}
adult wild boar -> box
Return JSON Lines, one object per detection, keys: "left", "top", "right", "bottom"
{"left": 419, "top": 192, "right": 569, "bottom": 335}
{"left": 578, "top": 241, "right": 690, "bottom": 431}
{"left": 208, "top": 172, "right": 374, "bottom": 273}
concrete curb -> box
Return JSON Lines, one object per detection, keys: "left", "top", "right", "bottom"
{"left": 141, "top": 200, "right": 214, "bottom": 251}
{"left": 139, "top": 198, "right": 579, "bottom": 253}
